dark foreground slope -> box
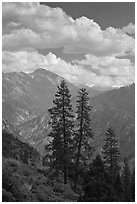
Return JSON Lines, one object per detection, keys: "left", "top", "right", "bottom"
{"left": 2, "top": 129, "right": 78, "bottom": 202}
{"left": 2, "top": 158, "right": 78, "bottom": 202}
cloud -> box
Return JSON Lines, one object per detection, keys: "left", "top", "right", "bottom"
{"left": 2, "top": 2, "right": 135, "bottom": 57}
{"left": 2, "top": 51, "right": 96, "bottom": 85}
{"left": 77, "top": 54, "right": 134, "bottom": 76}
{"left": 123, "top": 23, "right": 135, "bottom": 35}
{"left": 2, "top": 51, "right": 134, "bottom": 87}
{"left": 2, "top": 3, "right": 135, "bottom": 88}
{"left": 74, "top": 54, "right": 135, "bottom": 87}
{"left": 2, "top": 51, "right": 46, "bottom": 73}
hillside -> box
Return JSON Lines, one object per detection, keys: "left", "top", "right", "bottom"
{"left": 2, "top": 69, "right": 101, "bottom": 127}
{"left": 4, "top": 84, "right": 134, "bottom": 159}
{"left": 2, "top": 129, "right": 78, "bottom": 202}
{"left": 2, "top": 69, "right": 103, "bottom": 152}
{"left": 2, "top": 69, "right": 135, "bottom": 159}
{"left": 2, "top": 74, "right": 135, "bottom": 202}
{"left": 90, "top": 84, "right": 135, "bottom": 159}
{"left": 3, "top": 69, "right": 74, "bottom": 125}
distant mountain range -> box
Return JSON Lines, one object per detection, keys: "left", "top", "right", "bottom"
{"left": 90, "top": 83, "right": 135, "bottom": 160}
{"left": 2, "top": 69, "right": 135, "bottom": 160}
{"left": 2, "top": 69, "right": 102, "bottom": 126}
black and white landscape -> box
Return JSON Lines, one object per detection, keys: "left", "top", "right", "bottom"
{"left": 2, "top": 2, "right": 135, "bottom": 202}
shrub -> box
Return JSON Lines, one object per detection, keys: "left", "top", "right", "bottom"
{"left": 2, "top": 189, "right": 15, "bottom": 202}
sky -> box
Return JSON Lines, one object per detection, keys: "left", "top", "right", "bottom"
{"left": 2, "top": 2, "right": 135, "bottom": 88}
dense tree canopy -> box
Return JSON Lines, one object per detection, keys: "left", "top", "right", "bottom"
{"left": 79, "top": 155, "right": 117, "bottom": 202}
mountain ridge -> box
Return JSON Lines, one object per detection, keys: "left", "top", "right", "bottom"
{"left": 2, "top": 69, "right": 135, "bottom": 159}
{"left": 2, "top": 69, "right": 103, "bottom": 126}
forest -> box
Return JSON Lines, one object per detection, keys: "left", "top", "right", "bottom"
{"left": 2, "top": 80, "right": 135, "bottom": 202}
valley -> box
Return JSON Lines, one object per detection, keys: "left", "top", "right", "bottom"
{"left": 2, "top": 69, "right": 135, "bottom": 160}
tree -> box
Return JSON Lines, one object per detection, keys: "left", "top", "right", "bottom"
{"left": 113, "top": 173, "right": 123, "bottom": 201}
{"left": 102, "top": 128, "right": 120, "bottom": 183}
{"left": 79, "top": 155, "right": 116, "bottom": 202}
{"left": 48, "top": 80, "right": 74, "bottom": 184}
{"left": 131, "top": 167, "right": 135, "bottom": 201}
{"left": 74, "top": 88, "right": 94, "bottom": 191}
{"left": 121, "top": 158, "right": 132, "bottom": 201}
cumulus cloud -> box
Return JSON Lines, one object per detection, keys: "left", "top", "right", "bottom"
{"left": 2, "top": 2, "right": 135, "bottom": 88}
{"left": 2, "top": 51, "right": 134, "bottom": 87}
{"left": 2, "top": 2, "right": 135, "bottom": 56}
{"left": 2, "top": 51, "right": 47, "bottom": 73}
{"left": 2, "top": 51, "right": 94, "bottom": 84}
{"left": 77, "top": 54, "right": 134, "bottom": 76}
{"left": 74, "top": 54, "right": 135, "bottom": 87}
{"left": 123, "top": 23, "right": 135, "bottom": 35}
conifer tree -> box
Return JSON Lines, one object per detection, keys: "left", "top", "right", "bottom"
{"left": 102, "top": 128, "right": 120, "bottom": 183}
{"left": 74, "top": 88, "right": 94, "bottom": 191}
{"left": 131, "top": 167, "right": 135, "bottom": 201}
{"left": 79, "top": 155, "right": 116, "bottom": 202}
{"left": 122, "top": 158, "right": 132, "bottom": 201}
{"left": 113, "top": 173, "right": 123, "bottom": 200}
{"left": 48, "top": 80, "right": 74, "bottom": 184}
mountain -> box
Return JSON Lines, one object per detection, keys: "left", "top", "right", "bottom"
{"left": 2, "top": 82, "right": 135, "bottom": 202}
{"left": 2, "top": 118, "right": 20, "bottom": 137}
{"left": 2, "top": 69, "right": 135, "bottom": 159}
{"left": 2, "top": 68, "right": 103, "bottom": 152}
{"left": 20, "top": 84, "right": 135, "bottom": 159}
{"left": 2, "top": 68, "right": 101, "bottom": 127}
{"left": 3, "top": 69, "right": 71, "bottom": 125}
{"left": 2, "top": 129, "right": 40, "bottom": 165}
{"left": 90, "top": 83, "right": 135, "bottom": 159}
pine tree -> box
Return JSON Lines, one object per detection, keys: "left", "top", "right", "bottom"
{"left": 113, "top": 173, "right": 123, "bottom": 201}
{"left": 102, "top": 128, "right": 120, "bottom": 183}
{"left": 74, "top": 88, "right": 94, "bottom": 191}
{"left": 48, "top": 80, "right": 74, "bottom": 184}
{"left": 79, "top": 155, "right": 116, "bottom": 202}
{"left": 131, "top": 167, "right": 135, "bottom": 201}
{"left": 121, "top": 158, "right": 132, "bottom": 201}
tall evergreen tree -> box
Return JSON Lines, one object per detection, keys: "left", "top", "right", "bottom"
{"left": 48, "top": 80, "right": 74, "bottom": 184}
{"left": 74, "top": 88, "right": 94, "bottom": 191}
{"left": 121, "top": 158, "right": 132, "bottom": 201}
{"left": 131, "top": 167, "right": 135, "bottom": 201}
{"left": 102, "top": 128, "right": 120, "bottom": 183}
{"left": 113, "top": 173, "right": 123, "bottom": 201}
{"left": 79, "top": 155, "right": 116, "bottom": 202}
